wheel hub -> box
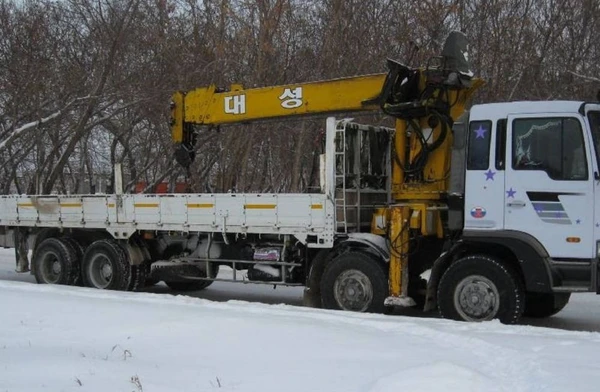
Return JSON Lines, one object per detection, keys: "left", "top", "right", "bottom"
{"left": 52, "top": 260, "right": 61, "bottom": 275}
{"left": 333, "top": 269, "right": 373, "bottom": 312}
{"left": 454, "top": 275, "right": 499, "bottom": 321}
{"left": 88, "top": 254, "right": 114, "bottom": 289}
{"left": 101, "top": 263, "right": 113, "bottom": 279}
{"left": 41, "top": 252, "right": 62, "bottom": 284}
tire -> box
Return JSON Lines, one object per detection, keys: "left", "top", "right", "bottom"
{"left": 82, "top": 239, "right": 130, "bottom": 291}
{"left": 128, "top": 264, "right": 148, "bottom": 292}
{"left": 523, "top": 292, "right": 570, "bottom": 318}
{"left": 320, "top": 251, "right": 388, "bottom": 313}
{"left": 164, "top": 265, "right": 219, "bottom": 292}
{"left": 33, "top": 237, "right": 79, "bottom": 285}
{"left": 61, "top": 237, "right": 85, "bottom": 286}
{"left": 437, "top": 255, "right": 524, "bottom": 324}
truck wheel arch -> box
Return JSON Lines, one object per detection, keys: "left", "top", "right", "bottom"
{"left": 340, "top": 233, "right": 390, "bottom": 262}
{"left": 32, "top": 228, "right": 62, "bottom": 253}
{"left": 425, "top": 231, "right": 554, "bottom": 311}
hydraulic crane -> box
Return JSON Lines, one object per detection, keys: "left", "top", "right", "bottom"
{"left": 169, "top": 31, "right": 483, "bottom": 310}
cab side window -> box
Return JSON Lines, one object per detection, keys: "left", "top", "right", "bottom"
{"left": 587, "top": 111, "right": 600, "bottom": 170}
{"left": 512, "top": 117, "right": 587, "bottom": 181}
{"left": 495, "top": 119, "right": 507, "bottom": 170}
{"left": 467, "top": 120, "right": 492, "bottom": 170}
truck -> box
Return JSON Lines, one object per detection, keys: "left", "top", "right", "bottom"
{"left": 1, "top": 31, "right": 599, "bottom": 324}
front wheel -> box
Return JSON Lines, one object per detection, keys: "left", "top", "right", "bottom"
{"left": 320, "top": 251, "right": 387, "bottom": 313}
{"left": 437, "top": 255, "right": 524, "bottom": 324}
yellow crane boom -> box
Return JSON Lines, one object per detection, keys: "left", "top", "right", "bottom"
{"left": 171, "top": 73, "right": 387, "bottom": 137}
{"left": 170, "top": 73, "right": 391, "bottom": 167}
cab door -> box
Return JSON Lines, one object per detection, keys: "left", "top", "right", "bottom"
{"left": 583, "top": 105, "right": 600, "bottom": 259}
{"left": 504, "top": 113, "right": 594, "bottom": 259}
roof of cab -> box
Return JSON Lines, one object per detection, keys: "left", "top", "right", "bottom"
{"left": 469, "top": 101, "right": 585, "bottom": 120}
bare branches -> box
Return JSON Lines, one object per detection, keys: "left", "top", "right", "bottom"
{"left": 568, "top": 71, "right": 600, "bottom": 84}
{"left": 1, "top": 0, "right": 599, "bottom": 195}
{"left": 0, "top": 96, "right": 92, "bottom": 153}
{"left": 0, "top": 111, "right": 62, "bottom": 153}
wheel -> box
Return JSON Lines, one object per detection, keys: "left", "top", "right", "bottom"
{"left": 437, "top": 255, "right": 524, "bottom": 324}
{"left": 61, "top": 237, "right": 85, "bottom": 286}
{"left": 523, "top": 292, "right": 570, "bottom": 318}
{"left": 164, "top": 265, "right": 219, "bottom": 292}
{"left": 320, "top": 251, "right": 388, "bottom": 313}
{"left": 82, "top": 239, "right": 130, "bottom": 290}
{"left": 128, "top": 264, "right": 148, "bottom": 292}
{"left": 33, "top": 237, "right": 79, "bottom": 285}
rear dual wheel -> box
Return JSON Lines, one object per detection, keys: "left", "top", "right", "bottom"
{"left": 60, "top": 237, "right": 85, "bottom": 286}
{"left": 34, "top": 237, "right": 146, "bottom": 292}
{"left": 33, "top": 238, "right": 80, "bottom": 285}
{"left": 82, "top": 239, "right": 131, "bottom": 291}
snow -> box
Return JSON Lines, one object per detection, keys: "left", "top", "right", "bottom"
{"left": 253, "top": 264, "right": 281, "bottom": 277}
{"left": 0, "top": 110, "right": 62, "bottom": 153}
{"left": 1, "top": 249, "right": 600, "bottom": 391}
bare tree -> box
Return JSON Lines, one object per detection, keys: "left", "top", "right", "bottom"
{"left": 1, "top": 0, "right": 600, "bottom": 195}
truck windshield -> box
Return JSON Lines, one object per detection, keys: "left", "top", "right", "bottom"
{"left": 587, "top": 111, "right": 600, "bottom": 170}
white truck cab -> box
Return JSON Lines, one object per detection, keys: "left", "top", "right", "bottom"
{"left": 435, "top": 101, "right": 600, "bottom": 322}
{"left": 426, "top": 101, "right": 600, "bottom": 322}
{"left": 467, "top": 101, "right": 598, "bottom": 256}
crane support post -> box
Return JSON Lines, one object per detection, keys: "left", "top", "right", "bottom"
{"left": 387, "top": 206, "right": 413, "bottom": 301}
{"left": 390, "top": 206, "right": 411, "bottom": 297}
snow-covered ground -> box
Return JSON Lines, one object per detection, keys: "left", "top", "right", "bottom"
{"left": 2, "top": 249, "right": 600, "bottom": 391}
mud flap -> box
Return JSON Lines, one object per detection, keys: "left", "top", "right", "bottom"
{"left": 423, "top": 250, "right": 454, "bottom": 312}
{"left": 303, "top": 287, "right": 321, "bottom": 308}
{"left": 14, "top": 228, "right": 29, "bottom": 273}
